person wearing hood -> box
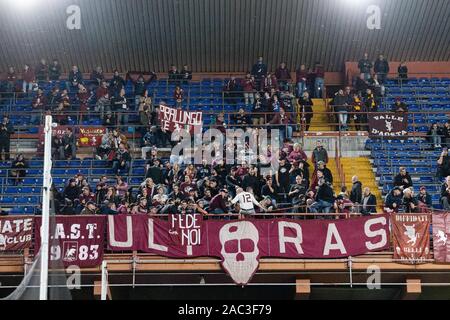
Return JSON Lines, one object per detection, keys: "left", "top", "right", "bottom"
{"left": 384, "top": 187, "right": 403, "bottom": 212}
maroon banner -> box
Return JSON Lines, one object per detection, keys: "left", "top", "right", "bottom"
{"left": 35, "top": 216, "right": 106, "bottom": 268}
{"left": 78, "top": 127, "right": 106, "bottom": 147}
{"left": 392, "top": 213, "right": 430, "bottom": 264}
{"left": 368, "top": 113, "right": 408, "bottom": 137}
{"left": 159, "top": 103, "right": 202, "bottom": 134}
{"left": 108, "top": 214, "right": 390, "bottom": 285}
{"left": 37, "top": 125, "right": 71, "bottom": 153}
{"left": 0, "top": 217, "right": 33, "bottom": 251}
{"left": 432, "top": 213, "right": 450, "bottom": 263}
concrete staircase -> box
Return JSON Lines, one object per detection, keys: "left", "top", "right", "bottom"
{"left": 340, "top": 157, "right": 383, "bottom": 207}
{"left": 308, "top": 99, "right": 333, "bottom": 132}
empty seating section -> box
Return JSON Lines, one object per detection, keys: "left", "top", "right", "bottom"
{"left": 381, "top": 78, "right": 450, "bottom": 133}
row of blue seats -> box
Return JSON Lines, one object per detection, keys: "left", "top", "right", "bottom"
{"left": 376, "top": 166, "right": 434, "bottom": 175}
{"left": 0, "top": 159, "right": 153, "bottom": 168}
{"left": 0, "top": 196, "right": 40, "bottom": 204}
{"left": 371, "top": 151, "right": 441, "bottom": 159}
{"left": 379, "top": 175, "right": 435, "bottom": 184}
{"left": 373, "top": 159, "right": 439, "bottom": 167}
{"left": 3, "top": 176, "right": 145, "bottom": 186}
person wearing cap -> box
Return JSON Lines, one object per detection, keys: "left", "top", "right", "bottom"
{"left": 99, "top": 200, "right": 118, "bottom": 215}
{"left": 311, "top": 141, "right": 328, "bottom": 168}
{"left": 308, "top": 178, "right": 335, "bottom": 216}
{"left": 80, "top": 201, "right": 98, "bottom": 215}
{"left": 231, "top": 187, "right": 266, "bottom": 219}
{"left": 209, "top": 189, "right": 230, "bottom": 214}
{"left": 393, "top": 167, "right": 413, "bottom": 190}
{"left": 416, "top": 186, "right": 432, "bottom": 208}
{"left": 63, "top": 179, "right": 81, "bottom": 202}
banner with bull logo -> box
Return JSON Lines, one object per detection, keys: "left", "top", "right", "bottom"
{"left": 108, "top": 214, "right": 390, "bottom": 285}
{"left": 35, "top": 216, "right": 106, "bottom": 268}
{"left": 368, "top": 113, "right": 408, "bottom": 137}
{"left": 0, "top": 217, "right": 33, "bottom": 251}
{"left": 78, "top": 127, "right": 106, "bottom": 147}
{"left": 392, "top": 214, "right": 430, "bottom": 264}
{"left": 158, "top": 103, "right": 203, "bottom": 134}
{"left": 432, "top": 213, "right": 450, "bottom": 263}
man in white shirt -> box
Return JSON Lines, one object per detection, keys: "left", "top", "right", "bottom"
{"left": 231, "top": 187, "right": 266, "bottom": 219}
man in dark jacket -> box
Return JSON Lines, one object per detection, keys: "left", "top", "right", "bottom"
{"left": 109, "top": 70, "right": 125, "bottom": 97}
{"left": 309, "top": 178, "right": 335, "bottom": 215}
{"left": 360, "top": 187, "right": 377, "bottom": 215}
{"left": 35, "top": 58, "right": 48, "bottom": 82}
{"left": 251, "top": 56, "right": 267, "bottom": 88}
{"left": 350, "top": 175, "right": 363, "bottom": 204}
{"left": 168, "top": 65, "right": 179, "bottom": 84}
{"left": 49, "top": 59, "right": 61, "bottom": 81}
{"left": 437, "top": 147, "right": 450, "bottom": 178}
{"left": 374, "top": 54, "right": 389, "bottom": 84}
{"left": 393, "top": 167, "right": 413, "bottom": 190}
{"left": 384, "top": 187, "right": 403, "bottom": 212}
{"left": 67, "top": 65, "right": 83, "bottom": 91}
{"left": 0, "top": 116, "right": 14, "bottom": 161}
{"left": 358, "top": 53, "right": 373, "bottom": 81}
{"left": 332, "top": 89, "right": 349, "bottom": 131}
{"left": 180, "top": 65, "right": 192, "bottom": 85}
{"left": 112, "top": 143, "right": 131, "bottom": 175}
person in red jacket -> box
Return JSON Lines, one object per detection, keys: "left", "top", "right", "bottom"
{"left": 275, "top": 62, "right": 291, "bottom": 91}
{"left": 242, "top": 73, "right": 255, "bottom": 107}
{"left": 314, "top": 62, "right": 325, "bottom": 99}
{"left": 268, "top": 107, "right": 293, "bottom": 141}
{"left": 22, "top": 64, "right": 35, "bottom": 93}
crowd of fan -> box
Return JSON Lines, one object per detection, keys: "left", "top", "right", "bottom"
{"left": 0, "top": 55, "right": 444, "bottom": 217}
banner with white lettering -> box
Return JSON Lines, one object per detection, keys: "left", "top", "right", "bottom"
{"left": 159, "top": 103, "right": 203, "bottom": 134}
{"left": 392, "top": 213, "right": 430, "bottom": 264}
{"left": 368, "top": 113, "right": 408, "bottom": 137}
{"left": 35, "top": 216, "right": 106, "bottom": 268}
{"left": 0, "top": 217, "right": 33, "bottom": 251}
{"left": 108, "top": 214, "right": 390, "bottom": 285}
{"left": 432, "top": 213, "right": 450, "bottom": 263}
